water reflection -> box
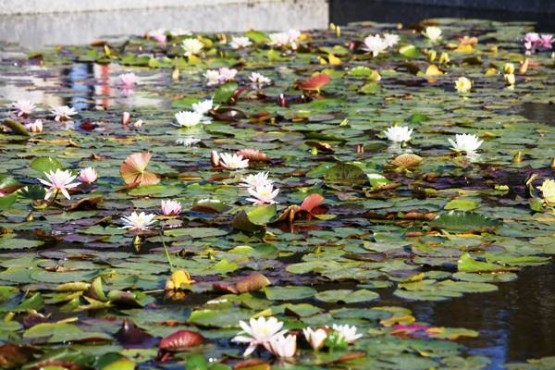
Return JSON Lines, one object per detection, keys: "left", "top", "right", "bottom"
{"left": 405, "top": 261, "right": 555, "bottom": 367}
{"left": 0, "top": 62, "right": 167, "bottom": 111}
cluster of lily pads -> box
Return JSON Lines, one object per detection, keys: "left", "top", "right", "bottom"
{"left": 1, "top": 16, "right": 555, "bottom": 369}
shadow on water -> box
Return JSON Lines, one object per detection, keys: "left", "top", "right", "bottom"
{"left": 386, "top": 260, "right": 555, "bottom": 368}
{"left": 330, "top": 0, "right": 555, "bottom": 32}
{"left": 520, "top": 103, "right": 555, "bottom": 126}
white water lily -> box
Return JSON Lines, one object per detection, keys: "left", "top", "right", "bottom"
{"left": 120, "top": 211, "right": 157, "bottom": 231}
{"left": 12, "top": 100, "right": 36, "bottom": 117}
{"left": 268, "top": 334, "right": 297, "bottom": 358}
{"left": 249, "top": 72, "right": 271, "bottom": 89}
{"left": 232, "top": 317, "right": 287, "bottom": 357}
{"left": 230, "top": 36, "right": 252, "bottom": 49}
{"left": 268, "top": 29, "right": 300, "bottom": 49}
{"left": 362, "top": 34, "right": 389, "bottom": 56}
{"left": 383, "top": 33, "right": 400, "bottom": 48}
{"left": 246, "top": 183, "right": 279, "bottom": 204}
{"left": 175, "top": 111, "right": 203, "bottom": 127}
{"left": 38, "top": 169, "right": 80, "bottom": 200}
{"left": 25, "top": 119, "right": 43, "bottom": 133}
{"left": 303, "top": 327, "right": 327, "bottom": 351}
{"left": 240, "top": 172, "right": 273, "bottom": 189}
{"left": 331, "top": 324, "right": 363, "bottom": 344}
{"left": 219, "top": 153, "right": 249, "bottom": 170}
{"left": 455, "top": 77, "right": 472, "bottom": 93}
{"left": 50, "top": 105, "right": 77, "bottom": 122}
{"left": 182, "top": 38, "right": 204, "bottom": 56}
{"left": 538, "top": 179, "right": 555, "bottom": 205}
{"left": 383, "top": 126, "right": 413, "bottom": 143}
{"left": 448, "top": 133, "right": 483, "bottom": 153}
{"left": 205, "top": 70, "right": 221, "bottom": 86}
{"left": 423, "top": 26, "right": 442, "bottom": 42}
{"left": 192, "top": 99, "right": 214, "bottom": 115}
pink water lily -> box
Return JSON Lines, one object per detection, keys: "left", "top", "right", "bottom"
{"left": 161, "top": 199, "right": 182, "bottom": 216}
{"left": 38, "top": 169, "right": 80, "bottom": 200}
{"left": 119, "top": 73, "right": 138, "bottom": 88}
{"left": 12, "top": 100, "right": 36, "bottom": 117}
{"left": 78, "top": 167, "right": 98, "bottom": 184}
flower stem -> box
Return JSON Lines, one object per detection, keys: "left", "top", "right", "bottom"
{"left": 159, "top": 228, "right": 174, "bottom": 272}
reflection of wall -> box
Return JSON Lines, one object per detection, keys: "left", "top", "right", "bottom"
{"left": 0, "top": 0, "right": 328, "bottom": 48}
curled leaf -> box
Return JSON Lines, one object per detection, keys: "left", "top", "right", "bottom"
{"left": 159, "top": 330, "right": 205, "bottom": 352}
{"left": 120, "top": 152, "right": 160, "bottom": 186}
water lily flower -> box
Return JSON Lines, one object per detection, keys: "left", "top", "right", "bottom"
{"left": 118, "top": 72, "right": 138, "bottom": 88}
{"left": 249, "top": 72, "right": 271, "bottom": 89}
{"left": 230, "top": 36, "right": 252, "bottom": 49}
{"left": 268, "top": 334, "right": 297, "bottom": 358}
{"left": 383, "top": 126, "right": 413, "bottom": 143}
{"left": 25, "top": 119, "right": 43, "bottom": 133}
{"left": 38, "top": 169, "right": 80, "bottom": 200}
{"left": 161, "top": 199, "right": 182, "bottom": 216}
{"left": 51, "top": 105, "right": 77, "bottom": 122}
{"left": 361, "top": 34, "right": 389, "bottom": 57}
{"left": 539, "top": 34, "right": 554, "bottom": 50}
{"left": 146, "top": 28, "right": 166, "bottom": 43}
{"left": 331, "top": 324, "right": 363, "bottom": 344}
{"left": 503, "top": 63, "right": 515, "bottom": 74}
{"left": 232, "top": 316, "right": 287, "bottom": 357}
{"left": 383, "top": 33, "right": 400, "bottom": 48}
{"left": 121, "top": 111, "right": 131, "bottom": 125}
{"left": 538, "top": 179, "right": 555, "bottom": 205}
{"left": 175, "top": 111, "right": 203, "bottom": 127}
{"left": 422, "top": 26, "right": 442, "bottom": 42}
{"left": 268, "top": 30, "right": 300, "bottom": 49}
{"left": 455, "top": 77, "right": 472, "bottom": 94}
{"left": 303, "top": 327, "right": 327, "bottom": 351}
{"left": 78, "top": 167, "right": 98, "bottom": 184}
{"left": 240, "top": 172, "right": 273, "bottom": 189}
{"left": 132, "top": 120, "right": 144, "bottom": 128}
{"left": 182, "top": 38, "right": 204, "bottom": 56}
{"left": 246, "top": 183, "right": 279, "bottom": 204}
{"left": 12, "top": 100, "right": 36, "bottom": 117}
{"left": 219, "top": 153, "right": 249, "bottom": 170}
{"left": 205, "top": 70, "right": 221, "bottom": 86}
{"left": 120, "top": 211, "right": 157, "bottom": 231}
{"left": 192, "top": 99, "right": 214, "bottom": 115}
{"left": 218, "top": 67, "right": 237, "bottom": 82}
{"left": 504, "top": 73, "right": 516, "bottom": 86}
{"left": 448, "top": 133, "right": 483, "bottom": 153}
{"left": 269, "top": 33, "right": 289, "bottom": 47}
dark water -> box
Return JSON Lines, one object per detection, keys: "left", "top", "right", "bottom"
{"left": 408, "top": 261, "right": 555, "bottom": 368}
{"left": 330, "top": 0, "right": 555, "bottom": 33}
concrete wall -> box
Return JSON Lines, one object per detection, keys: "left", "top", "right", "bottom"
{"left": 0, "top": 0, "right": 329, "bottom": 48}
{"left": 0, "top": 0, "right": 268, "bottom": 14}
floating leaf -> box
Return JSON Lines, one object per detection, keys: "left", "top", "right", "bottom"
{"left": 120, "top": 152, "right": 160, "bottom": 186}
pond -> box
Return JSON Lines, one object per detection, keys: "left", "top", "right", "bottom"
{"left": 0, "top": 11, "right": 555, "bottom": 370}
